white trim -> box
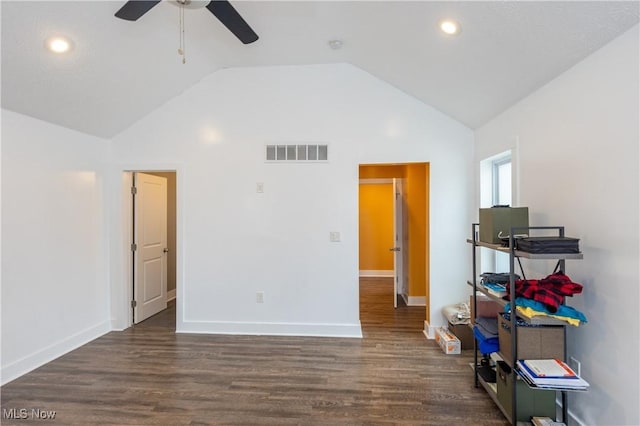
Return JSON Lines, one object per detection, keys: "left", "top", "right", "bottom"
{"left": 359, "top": 269, "right": 394, "bottom": 277}
{"left": 359, "top": 178, "right": 393, "bottom": 185}
{"left": 114, "top": 165, "right": 182, "bottom": 331}
{"left": 111, "top": 319, "right": 126, "bottom": 332}
{"left": 1, "top": 321, "right": 111, "bottom": 386}
{"left": 178, "top": 321, "right": 363, "bottom": 338}
{"left": 423, "top": 320, "right": 437, "bottom": 339}
{"left": 122, "top": 171, "right": 134, "bottom": 328}
{"left": 167, "top": 289, "right": 176, "bottom": 301}
{"left": 404, "top": 295, "right": 426, "bottom": 306}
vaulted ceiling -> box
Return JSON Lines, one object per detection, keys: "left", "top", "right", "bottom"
{"left": 2, "top": 1, "right": 638, "bottom": 138}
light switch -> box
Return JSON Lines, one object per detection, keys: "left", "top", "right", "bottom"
{"left": 256, "top": 182, "right": 264, "bottom": 193}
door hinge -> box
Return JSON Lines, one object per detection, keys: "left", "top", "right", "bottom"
{"left": 131, "top": 243, "right": 137, "bottom": 251}
{"left": 131, "top": 300, "right": 137, "bottom": 308}
{"left": 131, "top": 186, "right": 137, "bottom": 195}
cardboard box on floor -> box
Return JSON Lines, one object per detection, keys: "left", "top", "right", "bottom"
{"left": 435, "top": 327, "right": 460, "bottom": 354}
{"left": 448, "top": 322, "right": 474, "bottom": 350}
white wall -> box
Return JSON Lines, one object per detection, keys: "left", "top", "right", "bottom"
{"left": 475, "top": 26, "right": 639, "bottom": 426}
{"left": 110, "top": 63, "right": 473, "bottom": 336}
{"left": 1, "top": 110, "right": 111, "bottom": 384}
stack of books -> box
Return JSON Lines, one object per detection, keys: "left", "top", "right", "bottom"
{"left": 482, "top": 281, "right": 507, "bottom": 297}
{"left": 516, "top": 359, "right": 589, "bottom": 391}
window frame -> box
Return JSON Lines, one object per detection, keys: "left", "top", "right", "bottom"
{"left": 492, "top": 156, "right": 512, "bottom": 206}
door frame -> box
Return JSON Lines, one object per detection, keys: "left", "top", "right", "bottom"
{"left": 117, "top": 166, "right": 181, "bottom": 329}
{"left": 358, "top": 163, "right": 429, "bottom": 317}
{"left": 132, "top": 172, "right": 168, "bottom": 323}
{"left": 392, "top": 178, "right": 408, "bottom": 307}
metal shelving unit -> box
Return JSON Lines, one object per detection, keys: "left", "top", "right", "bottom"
{"left": 469, "top": 224, "right": 582, "bottom": 425}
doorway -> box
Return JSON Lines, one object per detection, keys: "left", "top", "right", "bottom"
{"left": 358, "top": 163, "right": 430, "bottom": 327}
{"left": 358, "top": 178, "right": 407, "bottom": 306}
{"left": 125, "top": 170, "right": 177, "bottom": 328}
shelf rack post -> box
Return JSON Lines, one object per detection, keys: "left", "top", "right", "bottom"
{"left": 508, "top": 229, "right": 517, "bottom": 425}
{"left": 471, "top": 223, "right": 479, "bottom": 388}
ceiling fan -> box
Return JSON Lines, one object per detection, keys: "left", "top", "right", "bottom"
{"left": 115, "top": 0, "right": 259, "bottom": 44}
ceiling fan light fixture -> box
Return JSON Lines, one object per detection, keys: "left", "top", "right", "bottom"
{"left": 45, "top": 36, "right": 73, "bottom": 53}
{"left": 170, "top": 0, "right": 208, "bottom": 10}
{"left": 439, "top": 19, "right": 461, "bottom": 36}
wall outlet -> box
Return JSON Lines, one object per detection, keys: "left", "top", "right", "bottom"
{"left": 329, "top": 231, "right": 341, "bottom": 242}
{"left": 256, "top": 182, "right": 264, "bottom": 193}
{"left": 256, "top": 291, "right": 264, "bottom": 304}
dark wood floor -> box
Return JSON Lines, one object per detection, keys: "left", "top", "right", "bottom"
{"left": 1, "top": 278, "right": 507, "bottom": 425}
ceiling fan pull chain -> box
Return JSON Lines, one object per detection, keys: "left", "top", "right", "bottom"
{"left": 178, "top": 2, "right": 186, "bottom": 64}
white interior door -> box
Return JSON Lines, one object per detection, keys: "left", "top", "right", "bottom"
{"left": 392, "top": 178, "right": 407, "bottom": 308}
{"left": 133, "top": 172, "right": 168, "bottom": 323}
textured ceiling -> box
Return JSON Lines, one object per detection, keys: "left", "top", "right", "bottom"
{"left": 2, "top": 1, "right": 639, "bottom": 138}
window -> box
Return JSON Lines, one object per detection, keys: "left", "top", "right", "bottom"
{"left": 492, "top": 155, "right": 511, "bottom": 272}
{"left": 480, "top": 151, "right": 513, "bottom": 273}
{"left": 493, "top": 157, "right": 512, "bottom": 206}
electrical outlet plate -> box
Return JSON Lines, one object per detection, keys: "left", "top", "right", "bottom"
{"left": 256, "top": 291, "right": 264, "bottom": 303}
{"left": 330, "top": 232, "right": 341, "bottom": 242}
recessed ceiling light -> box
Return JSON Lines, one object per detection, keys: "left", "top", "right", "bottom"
{"left": 45, "top": 36, "right": 73, "bottom": 53}
{"left": 439, "top": 20, "right": 461, "bottom": 36}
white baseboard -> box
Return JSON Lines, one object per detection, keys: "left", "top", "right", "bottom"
{"left": 178, "top": 320, "right": 363, "bottom": 338}
{"left": 404, "top": 295, "right": 426, "bottom": 306}
{"left": 359, "top": 270, "right": 394, "bottom": 277}
{"left": 423, "top": 320, "right": 437, "bottom": 339}
{"left": 1, "top": 321, "right": 111, "bottom": 386}
{"left": 167, "top": 289, "right": 176, "bottom": 301}
{"left": 110, "top": 318, "right": 126, "bottom": 331}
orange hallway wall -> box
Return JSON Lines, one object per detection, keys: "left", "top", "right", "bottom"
{"left": 358, "top": 183, "right": 394, "bottom": 271}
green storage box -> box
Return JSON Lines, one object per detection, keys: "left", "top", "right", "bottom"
{"left": 479, "top": 207, "right": 529, "bottom": 244}
{"left": 496, "top": 361, "right": 556, "bottom": 422}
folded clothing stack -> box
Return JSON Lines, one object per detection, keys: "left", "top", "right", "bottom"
{"left": 516, "top": 236, "right": 580, "bottom": 254}
{"left": 473, "top": 317, "right": 499, "bottom": 354}
{"left": 505, "top": 297, "right": 588, "bottom": 326}
{"left": 505, "top": 271, "right": 583, "bottom": 313}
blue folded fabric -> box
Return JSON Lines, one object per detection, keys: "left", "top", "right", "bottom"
{"left": 473, "top": 325, "right": 499, "bottom": 354}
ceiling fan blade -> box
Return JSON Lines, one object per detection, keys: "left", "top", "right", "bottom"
{"left": 115, "top": 1, "right": 162, "bottom": 21}
{"left": 205, "top": 1, "right": 259, "bottom": 44}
